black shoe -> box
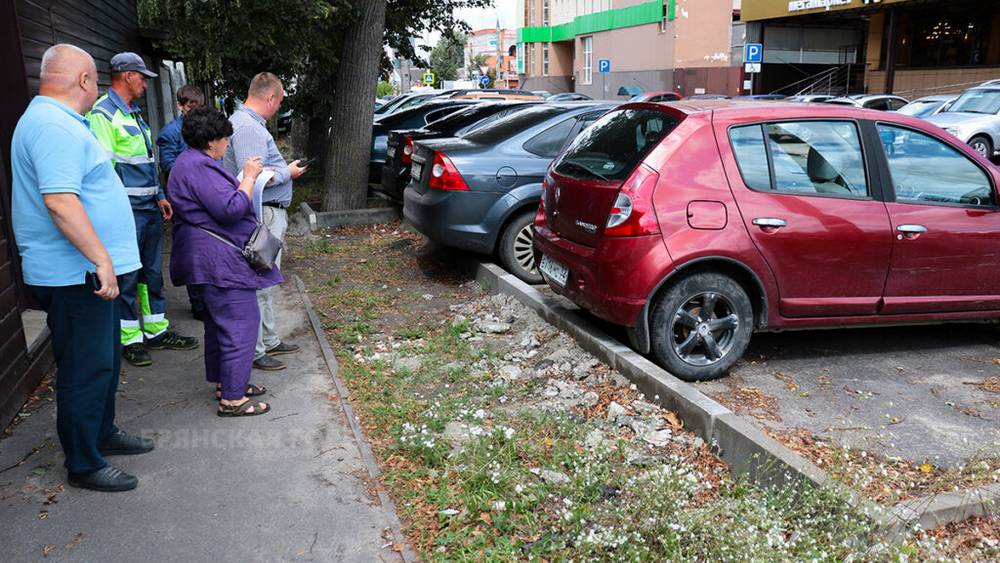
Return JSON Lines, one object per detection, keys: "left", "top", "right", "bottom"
{"left": 266, "top": 342, "right": 300, "bottom": 356}
{"left": 123, "top": 343, "right": 152, "bottom": 367}
{"left": 147, "top": 330, "right": 199, "bottom": 351}
{"left": 99, "top": 431, "right": 154, "bottom": 456}
{"left": 253, "top": 355, "right": 286, "bottom": 371}
{"left": 68, "top": 466, "right": 138, "bottom": 492}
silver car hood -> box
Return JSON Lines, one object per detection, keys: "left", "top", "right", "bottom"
{"left": 925, "top": 112, "right": 999, "bottom": 129}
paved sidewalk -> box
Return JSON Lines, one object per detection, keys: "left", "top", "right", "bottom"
{"left": 0, "top": 278, "right": 404, "bottom": 561}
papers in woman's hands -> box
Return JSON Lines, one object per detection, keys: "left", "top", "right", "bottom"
{"left": 236, "top": 168, "right": 276, "bottom": 219}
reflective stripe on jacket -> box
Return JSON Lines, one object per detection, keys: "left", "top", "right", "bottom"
{"left": 87, "top": 91, "right": 162, "bottom": 211}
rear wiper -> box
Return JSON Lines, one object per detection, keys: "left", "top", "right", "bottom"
{"left": 559, "top": 161, "right": 611, "bottom": 182}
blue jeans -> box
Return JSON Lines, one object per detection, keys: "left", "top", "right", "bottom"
{"left": 31, "top": 280, "right": 121, "bottom": 475}
{"left": 119, "top": 209, "right": 169, "bottom": 344}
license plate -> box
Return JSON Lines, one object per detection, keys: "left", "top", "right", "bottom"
{"left": 387, "top": 146, "right": 396, "bottom": 158}
{"left": 539, "top": 255, "right": 569, "bottom": 287}
{"left": 411, "top": 162, "right": 423, "bottom": 182}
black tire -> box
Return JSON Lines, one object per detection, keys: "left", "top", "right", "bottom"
{"left": 969, "top": 135, "right": 993, "bottom": 160}
{"left": 498, "top": 210, "right": 542, "bottom": 284}
{"left": 649, "top": 273, "right": 754, "bottom": 382}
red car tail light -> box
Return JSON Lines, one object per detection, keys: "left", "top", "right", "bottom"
{"left": 604, "top": 164, "right": 660, "bottom": 237}
{"left": 429, "top": 151, "right": 469, "bottom": 191}
{"left": 401, "top": 137, "right": 415, "bottom": 164}
{"left": 535, "top": 179, "right": 548, "bottom": 227}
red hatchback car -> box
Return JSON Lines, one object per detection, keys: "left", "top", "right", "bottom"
{"left": 534, "top": 101, "right": 1000, "bottom": 381}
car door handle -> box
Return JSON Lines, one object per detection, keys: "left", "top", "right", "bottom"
{"left": 752, "top": 218, "right": 787, "bottom": 228}
{"left": 896, "top": 224, "right": 927, "bottom": 233}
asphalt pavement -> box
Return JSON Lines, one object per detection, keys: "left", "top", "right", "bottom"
{"left": 698, "top": 323, "right": 1000, "bottom": 468}
{"left": 0, "top": 276, "right": 404, "bottom": 561}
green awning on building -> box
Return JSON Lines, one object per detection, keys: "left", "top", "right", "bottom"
{"left": 517, "top": 0, "right": 672, "bottom": 44}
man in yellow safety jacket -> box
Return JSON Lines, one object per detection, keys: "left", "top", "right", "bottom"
{"left": 87, "top": 52, "right": 198, "bottom": 366}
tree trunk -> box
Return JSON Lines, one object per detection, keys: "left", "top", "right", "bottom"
{"left": 322, "top": 0, "right": 387, "bottom": 211}
{"left": 289, "top": 113, "right": 310, "bottom": 158}
{"left": 308, "top": 116, "right": 330, "bottom": 166}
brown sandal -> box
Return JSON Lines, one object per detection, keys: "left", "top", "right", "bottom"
{"left": 215, "top": 384, "right": 267, "bottom": 400}
{"left": 217, "top": 399, "right": 271, "bottom": 417}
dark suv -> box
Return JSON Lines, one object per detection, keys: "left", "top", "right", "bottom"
{"left": 535, "top": 101, "right": 1000, "bottom": 381}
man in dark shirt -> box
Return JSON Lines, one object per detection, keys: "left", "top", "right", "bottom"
{"left": 157, "top": 84, "right": 207, "bottom": 319}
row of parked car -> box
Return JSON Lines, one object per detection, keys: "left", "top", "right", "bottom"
{"left": 375, "top": 82, "right": 1000, "bottom": 381}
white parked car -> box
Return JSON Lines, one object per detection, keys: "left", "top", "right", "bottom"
{"left": 825, "top": 94, "right": 909, "bottom": 111}
{"left": 926, "top": 83, "right": 1000, "bottom": 158}
{"left": 896, "top": 95, "right": 956, "bottom": 118}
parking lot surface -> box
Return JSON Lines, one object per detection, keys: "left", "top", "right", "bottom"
{"left": 697, "top": 324, "right": 1000, "bottom": 468}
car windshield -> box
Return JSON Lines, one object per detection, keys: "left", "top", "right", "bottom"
{"left": 395, "top": 94, "right": 433, "bottom": 111}
{"left": 946, "top": 89, "right": 1000, "bottom": 114}
{"left": 375, "top": 96, "right": 407, "bottom": 114}
{"left": 897, "top": 100, "right": 942, "bottom": 117}
{"left": 463, "top": 105, "right": 570, "bottom": 144}
{"left": 553, "top": 108, "right": 679, "bottom": 183}
{"left": 426, "top": 104, "right": 504, "bottom": 132}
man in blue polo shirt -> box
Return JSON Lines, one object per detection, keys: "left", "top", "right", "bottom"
{"left": 11, "top": 44, "right": 154, "bottom": 492}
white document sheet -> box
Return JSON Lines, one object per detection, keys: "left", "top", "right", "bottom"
{"left": 235, "top": 168, "right": 275, "bottom": 220}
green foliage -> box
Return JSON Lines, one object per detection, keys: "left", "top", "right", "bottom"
{"left": 376, "top": 81, "right": 396, "bottom": 98}
{"left": 429, "top": 29, "right": 465, "bottom": 83}
{"left": 137, "top": 0, "right": 343, "bottom": 96}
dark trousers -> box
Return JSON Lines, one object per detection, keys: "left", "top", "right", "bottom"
{"left": 187, "top": 285, "right": 205, "bottom": 316}
{"left": 198, "top": 285, "right": 259, "bottom": 400}
{"left": 31, "top": 281, "right": 121, "bottom": 475}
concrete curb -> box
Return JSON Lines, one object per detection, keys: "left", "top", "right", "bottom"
{"left": 294, "top": 276, "right": 417, "bottom": 563}
{"left": 301, "top": 202, "right": 400, "bottom": 231}
{"left": 473, "top": 262, "right": 1000, "bottom": 533}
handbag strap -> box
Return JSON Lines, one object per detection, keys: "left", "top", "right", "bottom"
{"left": 196, "top": 225, "right": 242, "bottom": 250}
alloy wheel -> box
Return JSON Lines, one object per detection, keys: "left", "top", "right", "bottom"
{"left": 971, "top": 139, "right": 991, "bottom": 158}
{"left": 669, "top": 292, "right": 740, "bottom": 367}
{"left": 513, "top": 223, "right": 536, "bottom": 273}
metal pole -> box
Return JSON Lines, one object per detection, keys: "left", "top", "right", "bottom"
{"left": 884, "top": 8, "right": 898, "bottom": 94}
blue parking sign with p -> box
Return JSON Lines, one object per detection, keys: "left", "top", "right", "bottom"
{"left": 744, "top": 44, "right": 763, "bottom": 64}
{"left": 598, "top": 59, "right": 611, "bottom": 73}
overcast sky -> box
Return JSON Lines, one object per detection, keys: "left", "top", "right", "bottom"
{"left": 418, "top": 0, "right": 517, "bottom": 52}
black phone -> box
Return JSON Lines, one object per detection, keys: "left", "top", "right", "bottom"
{"left": 85, "top": 271, "right": 101, "bottom": 292}
{"left": 297, "top": 157, "right": 316, "bottom": 168}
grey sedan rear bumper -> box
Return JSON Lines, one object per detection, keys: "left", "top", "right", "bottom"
{"left": 403, "top": 188, "right": 503, "bottom": 254}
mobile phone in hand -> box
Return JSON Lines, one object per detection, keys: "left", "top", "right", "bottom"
{"left": 297, "top": 157, "right": 316, "bottom": 168}
{"left": 85, "top": 271, "right": 101, "bottom": 292}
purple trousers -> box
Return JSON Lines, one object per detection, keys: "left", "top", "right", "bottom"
{"left": 197, "top": 285, "right": 260, "bottom": 400}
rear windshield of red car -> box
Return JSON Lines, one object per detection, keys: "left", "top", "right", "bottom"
{"left": 553, "top": 108, "right": 679, "bottom": 182}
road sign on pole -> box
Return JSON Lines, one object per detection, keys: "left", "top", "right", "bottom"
{"left": 598, "top": 59, "right": 611, "bottom": 73}
{"left": 744, "top": 63, "right": 761, "bottom": 73}
{"left": 422, "top": 71, "right": 435, "bottom": 85}
{"left": 479, "top": 75, "right": 491, "bottom": 87}
{"left": 744, "top": 43, "right": 763, "bottom": 64}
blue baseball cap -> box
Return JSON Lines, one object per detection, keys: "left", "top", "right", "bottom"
{"left": 110, "top": 52, "right": 157, "bottom": 78}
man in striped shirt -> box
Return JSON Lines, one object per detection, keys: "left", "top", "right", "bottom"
{"left": 223, "top": 72, "right": 307, "bottom": 371}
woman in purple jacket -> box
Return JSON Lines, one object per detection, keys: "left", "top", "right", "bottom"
{"left": 168, "top": 107, "right": 281, "bottom": 417}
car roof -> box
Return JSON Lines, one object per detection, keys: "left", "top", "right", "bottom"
{"left": 911, "top": 95, "right": 956, "bottom": 102}
{"left": 618, "top": 100, "right": 933, "bottom": 125}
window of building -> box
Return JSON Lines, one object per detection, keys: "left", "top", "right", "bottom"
{"left": 542, "top": 44, "right": 549, "bottom": 76}
{"left": 528, "top": 1, "right": 534, "bottom": 27}
{"left": 890, "top": 7, "right": 999, "bottom": 69}
{"left": 542, "top": 0, "right": 549, "bottom": 26}
{"left": 877, "top": 124, "right": 993, "bottom": 207}
{"left": 530, "top": 44, "right": 535, "bottom": 76}
{"left": 582, "top": 36, "right": 593, "bottom": 85}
